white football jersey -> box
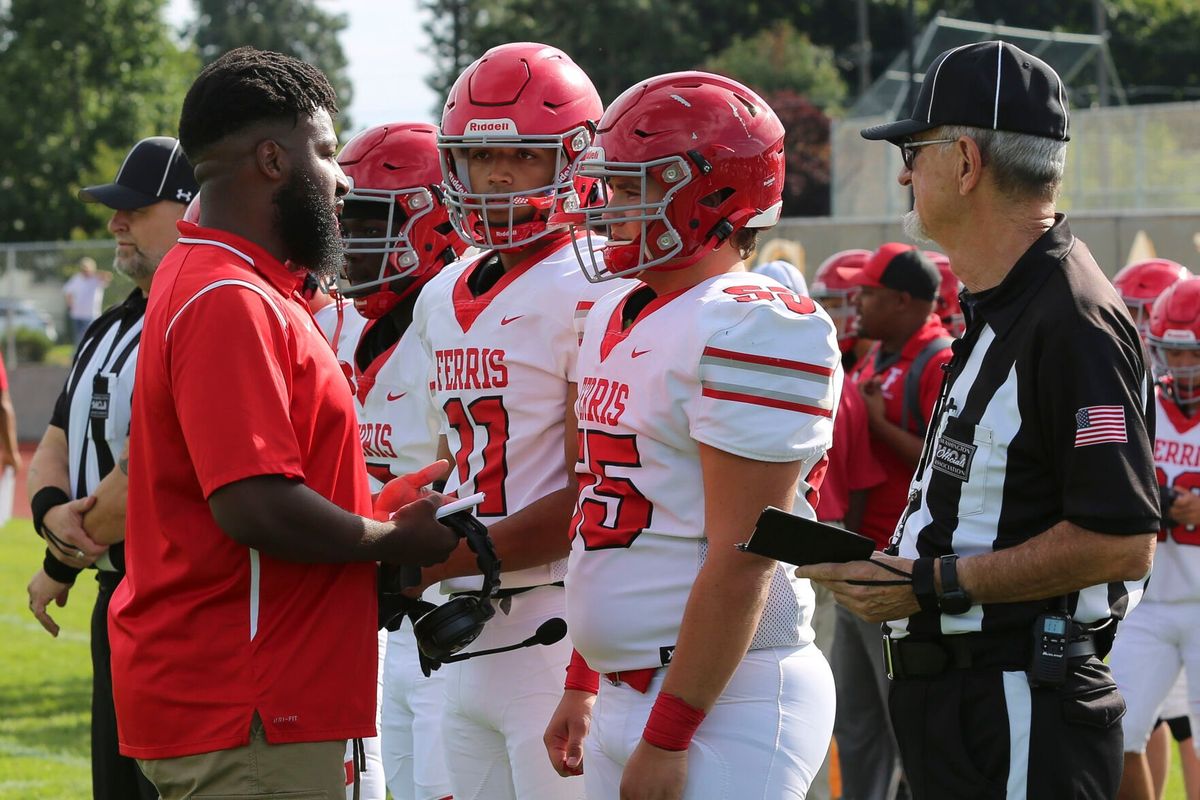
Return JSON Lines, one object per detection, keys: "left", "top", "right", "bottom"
{"left": 314, "top": 300, "right": 368, "bottom": 356}
{"left": 336, "top": 318, "right": 440, "bottom": 492}
{"left": 565, "top": 271, "right": 842, "bottom": 673}
{"left": 1148, "top": 387, "right": 1200, "bottom": 603}
{"left": 413, "top": 234, "right": 621, "bottom": 592}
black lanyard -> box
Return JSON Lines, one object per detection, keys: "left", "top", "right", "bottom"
{"left": 885, "top": 322, "right": 984, "bottom": 554}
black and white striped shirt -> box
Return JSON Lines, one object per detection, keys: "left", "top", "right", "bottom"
{"left": 887, "top": 216, "right": 1159, "bottom": 639}
{"left": 50, "top": 289, "right": 146, "bottom": 573}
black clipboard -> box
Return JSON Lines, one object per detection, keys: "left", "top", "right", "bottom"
{"left": 736, "top": 506, "right": 875, "bottom": 567}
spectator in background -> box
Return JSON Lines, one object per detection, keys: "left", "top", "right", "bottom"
{"left": 25, "top": 134, "right": 197, "bottom": 800}
{"left": 811, "top": 249, "right": 875, "bottom": 372}
{"left": 753, "top": 237, "right": 808, "bottom": 295}
{"left": 62, "top": 256, "right": 112, "bottom": 348}
{"left": 828, "top": 243, "right": 952, "bottom": 800}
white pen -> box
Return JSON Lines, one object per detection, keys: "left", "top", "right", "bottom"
{"left": 435, "top": 492, "right": 486, "bottom": 519}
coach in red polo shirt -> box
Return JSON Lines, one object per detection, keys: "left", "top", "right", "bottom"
{"left": 108, "top": 48, "right": 457, "bottom": 800}
{"left": 829, "top": 242, "right": 953, "bottom": 800}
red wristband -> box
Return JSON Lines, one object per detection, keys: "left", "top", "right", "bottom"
{"left": 642, "top": 692, "right": 706, "bottom": 752}
{"left": 564, "top": 648, "right": 599, "bottom": 694}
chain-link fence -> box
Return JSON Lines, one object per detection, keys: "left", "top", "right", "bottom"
{"left": 2, "top": 240, "right": 135, "bottom": 368}
{"left": 832, "top": 101, "right": 1200, "bottom": 218}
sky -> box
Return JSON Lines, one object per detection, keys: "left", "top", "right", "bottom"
{"left": 165, "top": 0, "right": 441, "bottom": 135}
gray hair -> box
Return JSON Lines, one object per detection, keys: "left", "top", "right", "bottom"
{"left": 938, "top": 125, "right": 1067, "bottom": 202}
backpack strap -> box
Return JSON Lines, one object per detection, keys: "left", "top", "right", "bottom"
{"left": 901, "top": 336, "right": 955, "bottom": 436}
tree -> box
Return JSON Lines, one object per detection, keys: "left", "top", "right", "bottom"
{"left": 703, "top": 23, "right": 848, "bottom": 112}
{"left": 766, "top": 90, "right": 833, "bottom": 217}
{"left": 0, "top": 0, "right": 198, "bottom": 242}
{"left": 190, "top": 0, "right": 354, "bottom": 125}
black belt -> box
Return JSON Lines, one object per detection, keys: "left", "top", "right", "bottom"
{"left": 884, "top": 627, "right": 1097, "bottom": 680}
{"left": 452, "top": 580, "right": 564, "bottom": 601}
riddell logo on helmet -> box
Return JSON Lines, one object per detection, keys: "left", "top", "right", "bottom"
{"left": 465, "top": 118, "right": 519, "bottom": 135}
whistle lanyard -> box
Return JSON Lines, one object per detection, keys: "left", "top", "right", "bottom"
{"left": 887, "top": 319, "right": 986, "bottom": 554}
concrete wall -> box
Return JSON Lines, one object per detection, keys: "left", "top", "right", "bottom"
{"left": 9, "top": 365, "right": 68, "bottom": 442}
{"left": 766, "top": 209, "right": 1200, "bottom": 279}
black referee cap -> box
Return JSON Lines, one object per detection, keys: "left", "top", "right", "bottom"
{"left": 79, "top": 136, "right": 200, "bottom": 210}
{"left": 861, "top": 41, "right": 1070, "bottom": 144}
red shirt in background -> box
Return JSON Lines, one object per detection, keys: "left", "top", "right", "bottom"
{"left": 850, "top": 315, "right": 953, "bottom": 548}
{"left": 109, "top": 221, "right": 377, "bottom": 760}
{"left": 816, "top": 384, "right": 887, "bottom": 524}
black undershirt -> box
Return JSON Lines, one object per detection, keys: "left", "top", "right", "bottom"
{"left": 468, "top": 253, "right": 506, "bottom": 297}
{"left": 622, "top": 285, "right": 658, "bottom": 329}
{"left": 353, "top": 293, "right": 420, "bottom": 373}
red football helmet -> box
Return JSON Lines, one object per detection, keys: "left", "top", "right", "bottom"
{"left": 811, "top": 249, "right": 870, "bottom": 346}
{"left": 1149, "top": 278, "right": 1200, "bottom": 405}
{"left": 565, "top": 71, "right": 786, "bottom": 281}
{"left": 438, "top": 43, "right": 602, "bottom": 251}
{"left": 924, "top": 250, "right": 965, "bottom": 336}
{"left": 338, "top": 123, "right": 466, "bottom": 319}
{"left": 1113, "top": 258, "right": 1190, "bottom": 337}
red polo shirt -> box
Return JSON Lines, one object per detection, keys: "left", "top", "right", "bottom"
{"left": 816, "top": 384, "right": 886, "bottom": 523}
{"left": 109, "top": 221, "right": 377, "bottom": 759}
{"left": 850, "top": 315, "right": 953, "bottom": 547}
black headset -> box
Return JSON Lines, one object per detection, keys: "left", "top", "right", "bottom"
{"left": 407, "top": 510, "right": 501, "bottom": 662}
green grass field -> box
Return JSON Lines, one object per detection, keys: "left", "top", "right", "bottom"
{"left": 0, "top": 519, "right": 95, "bottom": 798}
{"left": 0, "top": 516, "right": 1192, "bottom": 799}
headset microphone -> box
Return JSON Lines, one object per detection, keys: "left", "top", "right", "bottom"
{"left": 438, "top": 617, "right": 568, "bottom": 664}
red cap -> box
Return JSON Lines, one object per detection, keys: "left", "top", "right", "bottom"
{"left": 836, "top": 242, "right": 940, "bottom": 301}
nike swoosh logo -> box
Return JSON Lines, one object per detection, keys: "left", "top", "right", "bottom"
{"left": 631, "top": 348, "right": 651, "bottom": 358}
{"left": 500, "top": 315, "right": 525, "bottom": 325}
{"left": 386, "top": 392, "right": 407, "bottom": 401}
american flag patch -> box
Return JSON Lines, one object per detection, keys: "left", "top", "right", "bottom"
{"left": 1074, "top": 405, "right": 1127, "bottom": 447}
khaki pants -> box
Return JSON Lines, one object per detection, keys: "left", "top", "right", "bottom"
{"left": 138, "top": 714, "right": 346, "bottom": 800}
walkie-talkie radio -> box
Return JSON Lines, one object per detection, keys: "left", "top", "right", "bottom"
{"left": 1028, "top": 609, "right": 1071, "bottom": 688}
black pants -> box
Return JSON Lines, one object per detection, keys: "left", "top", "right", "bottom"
{"left": 889, "top": 657, "right": 1126, "bottom": 800}
{"left": 92, "top": 571, "right": 158, "bottom": 800}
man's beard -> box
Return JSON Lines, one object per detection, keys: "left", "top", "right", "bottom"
{"left": 902, "top": 210, "right": 934, "bottom": 244}
{"left": 113, "top": 248, "right": 156, "bottom": 282}
{"left": 274, "top": 168, "right": 343, "bottom": 281}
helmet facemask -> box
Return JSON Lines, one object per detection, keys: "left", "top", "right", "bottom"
{"left": 439, "top": 126, "right": 592, "bottom": 251}
{"left": 338, "top": 189, "right": 435, "bottom": 318}
{"left": 570, "top": 151, "right": 699, "bottom": 282}
{"left": 1152, "top": 338, "right": 1200, "bottom": 406}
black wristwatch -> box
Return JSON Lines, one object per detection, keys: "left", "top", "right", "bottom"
{"left": 937, "top": 554, "right": 973, "bottom": 615}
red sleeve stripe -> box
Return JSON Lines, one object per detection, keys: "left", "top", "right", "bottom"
{"left": 701, "top": 346, "right": 835, "bottom": 377}
{"left": 702, "top": 387, "right": 833, "bottom": 417}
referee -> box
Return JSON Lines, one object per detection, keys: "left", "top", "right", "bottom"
{"left": 798, "top": 42, "right": 1159, "bottom": 799}
{"left": 25, "top": 136, "right": 196, "bottom": 800}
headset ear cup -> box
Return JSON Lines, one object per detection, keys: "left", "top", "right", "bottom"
{"left": 413, "top": 596, "right": 490, "bottom": 661}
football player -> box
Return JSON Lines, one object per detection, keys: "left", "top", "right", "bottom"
{"left": 543, "top": 71, "right": 841, "bottom": 799}
{"left": 1110, "top": 275, "right": 1200, "bottom": 800}
{"left": 409, "top": 42, "right": 614, "bottom": 800}
{"left": 336, "top": 122, "right": 468, "bottom": 800}
{"left": 1113, "top": 258, "right": 1191, "bottom": 338}
{"left": 924, "top": 250, "right": 965, "bottom": 337}
{"left": 811, "top": 249, "right": 873, "bottom": 370}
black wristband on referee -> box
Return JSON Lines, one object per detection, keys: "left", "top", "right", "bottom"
{"left": 911, "top": 557, "right": 939, "bottom": 613}
{"left": 32, "top": 486, "right": 71, "bottom": 539}
{"left": 42, "top": 548, "right": 82, "bottom": 585}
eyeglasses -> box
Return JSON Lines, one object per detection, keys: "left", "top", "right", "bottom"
{"left": 900, "top": 138, "right": 959, "bottom": 170}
